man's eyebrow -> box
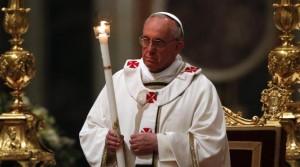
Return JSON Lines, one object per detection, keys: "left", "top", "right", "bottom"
{"left": 153, "top": 38, "right": 164, "bottom": 41}
{"left": 142, "top": 35, "right": 164, "bottom": 41}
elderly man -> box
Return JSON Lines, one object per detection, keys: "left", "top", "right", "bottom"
{"left": 79, "top": 12, "right": 230, "bottom": 167}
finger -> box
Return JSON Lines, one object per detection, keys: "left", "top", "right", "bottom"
{"left": 130, "top": 142, "right": 138, "bottom": 150}
{"left": 107, "top": 140, "right": 122, "bottom": 153}
{"left": 107, "top": 140, "right": 120, "bottom": 147}
{"left": 108, "top": 130, "right": 118, "bottom": 138}
{"left": 129, "top": 138, "right": 141, "bottom": 145}
{"left": 108, "top": 130, "right": 119, "bottom": 139}
{"left": 130, "top": 133, "right": 139, "bottom": 139}
{"left": 131, "top": 146, "right": 147, "bottom": 155}
{"left": 107, "top": 133, "right": 122, "bottom": 143}
{"left": 130, "top": 133, "right": 142, "bottom": 143}
{"left": 106, "top": 139, "right": 121, "bottom": 151}
{"left": 107, "top": 135, "right": 121, "bottom": 143}
{"left": 108, "top": 144, "right": 119, "bottom": 150}
{"left": 131, "top": 145, "right": 140, "bottom": 153}
{"left": 129, "top": 136, "right": 137, "bottom": 145}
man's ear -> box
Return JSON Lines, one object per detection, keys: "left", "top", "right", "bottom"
{"left": 176, "top": 40, "right": 185, "bottom": 51}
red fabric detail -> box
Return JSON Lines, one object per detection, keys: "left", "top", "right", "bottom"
{"left": 141, "top": 128, "right": 153, "bottom": 133}
{"left": 127, "top": 60, "right": 139, "bottom": 68}
{"left": 146, "top": 92, "right": 157, "bottom": 103}
{"left": 184, "top": 66, "right": 198, "bottom": 73}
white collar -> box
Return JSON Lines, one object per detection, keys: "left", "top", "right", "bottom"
{"left": 123, "top": 58, "right": 201, "bottom": 106}
{"left": 140, "top": 55, "right": 184, "bottom": 84}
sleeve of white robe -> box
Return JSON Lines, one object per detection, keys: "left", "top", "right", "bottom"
{"left": 157, "top": 76, "right": 229, "bottom": 167}
{"left": 79, "top": 88, "right": 111, "bottom": 167}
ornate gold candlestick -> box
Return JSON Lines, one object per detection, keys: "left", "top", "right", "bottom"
{"left": 261, "top": 0, "right": 300, "bottom": 161}
{"left": 0, "top": 0, "right": 55, "bottom": 166}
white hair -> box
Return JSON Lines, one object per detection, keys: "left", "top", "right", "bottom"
{"left": 149, "top": 12, "right": 184, "bottom": 39}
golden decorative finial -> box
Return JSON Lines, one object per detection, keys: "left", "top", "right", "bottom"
{"left": 0, "top": 0, "right": 55, "bottom": 166}
{"left": 261, "top": 0, "right": 300, "bottom": 162}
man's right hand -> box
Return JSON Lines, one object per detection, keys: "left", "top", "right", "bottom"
{"left": 106, "top": 130, "right": 124, "bottom": 153}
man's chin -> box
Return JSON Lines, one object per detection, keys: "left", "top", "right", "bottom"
{"left": 144, "top": 63, "right": 159, "bottom": 73}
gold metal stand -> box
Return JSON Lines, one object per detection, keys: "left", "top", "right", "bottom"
{"left": 261, "top": 0, "right": 300, "bottom": 162}
{"left": 0, "top": 0, "right": 55, "bottom": 166}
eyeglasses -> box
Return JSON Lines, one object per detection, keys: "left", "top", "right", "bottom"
{"left": 139, "top": 36, "right": 178, "bottom": 48}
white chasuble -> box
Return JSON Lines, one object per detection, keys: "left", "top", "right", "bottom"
{"left": 134, "top": 90, "right": 159, "bottom": 164}
{"left": 79, "top": 58, "right": 231, "bottom": 167}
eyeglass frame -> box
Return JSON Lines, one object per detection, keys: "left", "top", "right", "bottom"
{"left": 139, "top": 35, "right": 179, "bottom": 48}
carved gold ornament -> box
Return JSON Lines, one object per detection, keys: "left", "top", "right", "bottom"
{"left": 0, "top": 0, "right": 55, "bottom": 166}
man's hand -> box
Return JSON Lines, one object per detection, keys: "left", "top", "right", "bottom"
{"left": 129, "top": 133, "right": 158, "bottom": 155}
{"left": 106, "top": 130, "right": 124, "bottom": 153}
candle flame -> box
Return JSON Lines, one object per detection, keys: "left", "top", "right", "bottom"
{"left": 94, "top": 20, "right": 110, "bottom": 38}
{"left": 99, "top": 21, "right": 107, "bottom": 33}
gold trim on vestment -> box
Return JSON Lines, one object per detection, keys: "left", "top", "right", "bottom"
{"left": 189, "top": 132, "right": 200, "bottom": 167}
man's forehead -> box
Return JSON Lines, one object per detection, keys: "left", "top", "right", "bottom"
{"left": 143, "top": 17, "right": 177, "bottom": 33}
{"left": 143, "top": 18, "right": 174, "bottom": 39}
{"left": 149, "top": 12, "right": 184, "bottom": 36}
{"left": 145, "top": 16, "right": 176, "bottom": 26}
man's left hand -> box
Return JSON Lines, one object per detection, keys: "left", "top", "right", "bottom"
{"left": 129, "top": 133, "right": 158, "bottom": 155}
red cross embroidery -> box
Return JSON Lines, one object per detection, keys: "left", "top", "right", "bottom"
{"left": 127, "top": 60, "right": 139, "bottom": 68}
{"left": 184, "top": 66, "right": 198, "bottom": 73}
{"left": 146, "top": 92, "right": 157, "bottom": 103}
{"left": 141, "top": 128, "right": 153, "bottom": 133}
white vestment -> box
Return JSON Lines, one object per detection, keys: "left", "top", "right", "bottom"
{"left": 79, "top": 57, "right": 231, "bottom": 167}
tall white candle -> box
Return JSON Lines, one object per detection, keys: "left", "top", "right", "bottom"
{"left": 97, "top": 21, "right": 111, "bottom": 68}
{"left": 94, "top": 20, "right": 126, "bottom": 167}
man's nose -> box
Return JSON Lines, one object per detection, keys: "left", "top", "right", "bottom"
{"left": 147, "top": 41, "right": 157, "bottom": 51}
